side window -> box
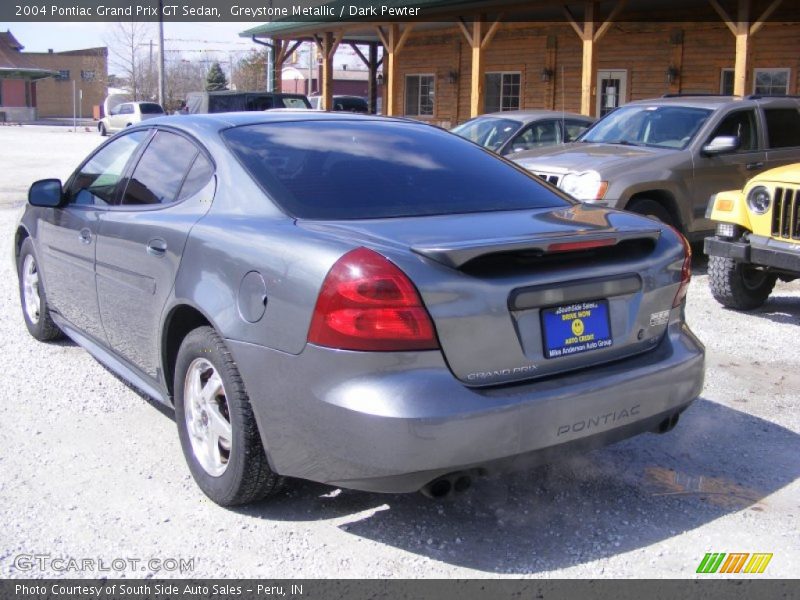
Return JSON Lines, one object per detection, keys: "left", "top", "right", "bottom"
{"left": 508, "top": 121, "right": 560, "bottom": 153}
{"left": 121, "top": 104, "right": 134, "bottom": 115}
{"left": 709, "top": 110, "right": 758, "bottom": 152}
{"left": 564, "top": 120, "right": 591, "bottom": 142}
{"left": 764, "top": 108, "right": 800, "bottom": 149}
{"left": 178, "top": 154, "right": 214, "bottom": 201}
{"left": 119, "top": 130, "right": 200, "bottom": 206}
{"left": 67, "top": 131, "right": 148, "bottom": 206}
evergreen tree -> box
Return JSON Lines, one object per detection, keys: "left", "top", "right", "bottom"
{"left": 205, "top": 62, "right": 229, "bottom": 92}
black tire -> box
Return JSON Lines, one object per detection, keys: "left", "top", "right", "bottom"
{"left": 627, "top": 198, "right": 676, "bottom": 228}
{"left": 98, "top": 123, "right": 107, "bottom": 136}
{"left": 17, "top": 238, "right": 62, "bottom": 341}
{"left": 174, "top": 326, "right": 282, "bottom": 506}
{"left": 708, "top": 255, "right": 776, "bottom": 310}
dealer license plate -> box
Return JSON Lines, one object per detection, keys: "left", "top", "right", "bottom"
{"left": 541, "top": 300, "right": 612, "bottom": 359}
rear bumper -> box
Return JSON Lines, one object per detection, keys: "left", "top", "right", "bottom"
{"left": 705, "top": 235, "right": 800, "bottom": 273}
{"left": 227, "top": 317, "right": 704, "bottom": 493}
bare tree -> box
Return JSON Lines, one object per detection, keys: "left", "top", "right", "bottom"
{"left": 233, "top": 49, "right": 268, "bottom": 92}
{"left": 163, "top": 56, "right": 207, "bottom": 112}
{"left": 104, "top": 22, "right": 155, "bottom": 101}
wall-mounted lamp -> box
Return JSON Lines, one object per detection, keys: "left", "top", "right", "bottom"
{"left": 376, "top": 72, "right": 384, "bottom": 85}
{"left": 666, "top": 66, "right": 680, "bottom": 85}
{"left": 447, "top": 70, "right": 459, "bottom": 84}
{"left": 541, "top": 68, "right": 554, "bottom": 83}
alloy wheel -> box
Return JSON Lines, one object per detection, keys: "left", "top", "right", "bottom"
{"left": 22, "top": 254, "right": 41, "bottom": 324}
{"left": 183, "top": 358, "right": 232, "bottom": 477}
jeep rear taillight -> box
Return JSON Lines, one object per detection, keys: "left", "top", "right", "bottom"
{"left": 308, "top": 247, "right": 439, "bottom": 352}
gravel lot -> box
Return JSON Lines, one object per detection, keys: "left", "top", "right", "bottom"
{"left": 1, "top": 126, "right": 799, "bottom": 579}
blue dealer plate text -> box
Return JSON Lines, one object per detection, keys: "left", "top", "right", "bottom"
{"left": 541, "top": 300, "right": 612, "bottom": 359}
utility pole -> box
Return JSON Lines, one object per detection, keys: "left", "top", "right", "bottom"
{"left": 149, "top": 39, "right": 153, "bottom": 89}
{"left": 307, "top": 42, "right": 314, "bottom": 95}
{"left": 157, "top": 0, "right": 165, "bottom": 106}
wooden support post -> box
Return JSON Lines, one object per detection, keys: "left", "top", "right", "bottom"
{"left": 709, "top": 0, "right": 784, "bottom": 96}
{"left": 563, "top": 1, "right": 626, "bottom": 116}
{"left": 376, "top": 24, "right": 412, "bottom": 116}
{"left": 272, "top": 39, "right": 303, "bottom": 94}
{"left": 470, "top": 16, "right": 484, "bottom": 117}
{"left": 387, "top": 25, "right": 398, "bottom": 116}
{"left": 457, "top": 14, "right": 501, "bottom": 118}
{"left": 580, "top": 3, "right": 595, "bottom": 116}
{"left": 321, "top": 32, "right": 333, "bottom": 111}
{"left": 734, "top": 0, "right": 750, "bottom": 96}
{"left": 368, "top": 42, "right": 378, "bottom": 114}
{"left": 317, "top": 32, "right": 341, "bottom": 111}
{"left": 350, "top": 41, "right": 380, "bottom": 114}
{"left": 272, "top": 39, "right": 284, "bottom": 93}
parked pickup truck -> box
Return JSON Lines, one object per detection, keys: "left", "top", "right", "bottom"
{"left": 185, "top": 91, "right": 311, "bottom": 113}
{"left": 512, "top": 96, "right": 800, "bottom": 240}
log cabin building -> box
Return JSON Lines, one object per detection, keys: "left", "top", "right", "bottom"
{"left": 242, "top": 0, "right": 800, "bottom": 127}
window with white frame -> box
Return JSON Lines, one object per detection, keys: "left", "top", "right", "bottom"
{"left": 81, "top": 70, "right": 96, "bottom": 82}
{"left": 720, "top": 68, "right": 734, "bottom": 95}
{"left": 404, "top": 74, "right": 435, "bottom": 117}
{"left": 485, "top": 72, "right": 521, "bottom": 113}
{"left": 55, "top": 69, "right": 70, "bottom": 81}
{"left": 753, "top": 69, "right": 790, "bottom": 96}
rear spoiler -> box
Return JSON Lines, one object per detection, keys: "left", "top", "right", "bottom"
{"left": 411, "top": 229, "right": 662, "bottom": 269}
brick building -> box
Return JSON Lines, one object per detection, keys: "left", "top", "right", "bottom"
{"left": 0, "top": 30, "right": 107, "bottom": 121}
{"left": 243, "top": 0, "right": 800, "bottom": 127}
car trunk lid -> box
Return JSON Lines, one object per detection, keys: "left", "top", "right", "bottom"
{"left": 299, "top": 205, "right": 685, "bottom": 386}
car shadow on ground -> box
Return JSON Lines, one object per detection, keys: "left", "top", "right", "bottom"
{"left": 239, "top": 398, "right": 799, "bottom": 574}
{"left": 721, "top": 295, "right": 800, "bottom": 326}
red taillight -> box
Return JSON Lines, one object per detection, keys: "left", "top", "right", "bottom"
{"left": 670, "top": 227, "right": 692, "bottom": 307}
{"left": 547, "top": 238, "right": 616, "bottom": 253}
{"left": 308, "top": 247, "right": 439, "bottom": 351}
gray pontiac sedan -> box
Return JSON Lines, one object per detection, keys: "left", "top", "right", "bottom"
{"left": 14, "top": 112, "right": 704, "bottom": 506}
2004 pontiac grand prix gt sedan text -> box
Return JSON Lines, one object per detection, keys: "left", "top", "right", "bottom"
{"left": 14, "top": 112, "right": 704, "bottom": 506}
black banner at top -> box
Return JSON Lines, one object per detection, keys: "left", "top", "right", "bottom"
{"left": 3, "top": 0, "right": 800, "bottom": 23}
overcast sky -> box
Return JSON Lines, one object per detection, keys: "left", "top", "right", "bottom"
{"left": 2, "top": 21, "right": 366, "bottom": 76}
{"left": 2, "top": 22, "right": 261, "bottom": 75}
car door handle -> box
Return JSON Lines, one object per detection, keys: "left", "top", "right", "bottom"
{"left": 746, "top": 162, "right": 764, "bottom": 170}
{"left": 78, "top": 228, "right": 92, "bottom": 244}
{"left": 146, "top": 238, "right": 167, "bottom": 256}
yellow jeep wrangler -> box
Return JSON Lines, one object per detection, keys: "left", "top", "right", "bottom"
{"left": 705, "top": 164, "right": 799, "bottom": 310}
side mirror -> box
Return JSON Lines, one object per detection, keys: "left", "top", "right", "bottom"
{"left": 702, "top": 135, "right": 740, "bottom": 155}
{"left": 28, "top": 179, "right": 63, "bottom": 208}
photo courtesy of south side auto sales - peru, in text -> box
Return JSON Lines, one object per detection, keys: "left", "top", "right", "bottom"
{"left": 16, "top": 584, "right": 297, "bottom": 596}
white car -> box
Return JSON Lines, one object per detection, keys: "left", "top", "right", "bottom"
{"left": 98, "top": 102, "right": 165, "bottom": 136}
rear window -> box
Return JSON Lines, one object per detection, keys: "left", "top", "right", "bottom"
{"left": 222, "top": 121, "right": 569, "bottom": 220}
{"left": 139, "top": 103, "right": 164, "bottom": 114}
{"left": 280, "top": 96, "right": 311, "bottom": 109}
{"left": 334, "top": 97, "right": 368, "bottom": 112}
